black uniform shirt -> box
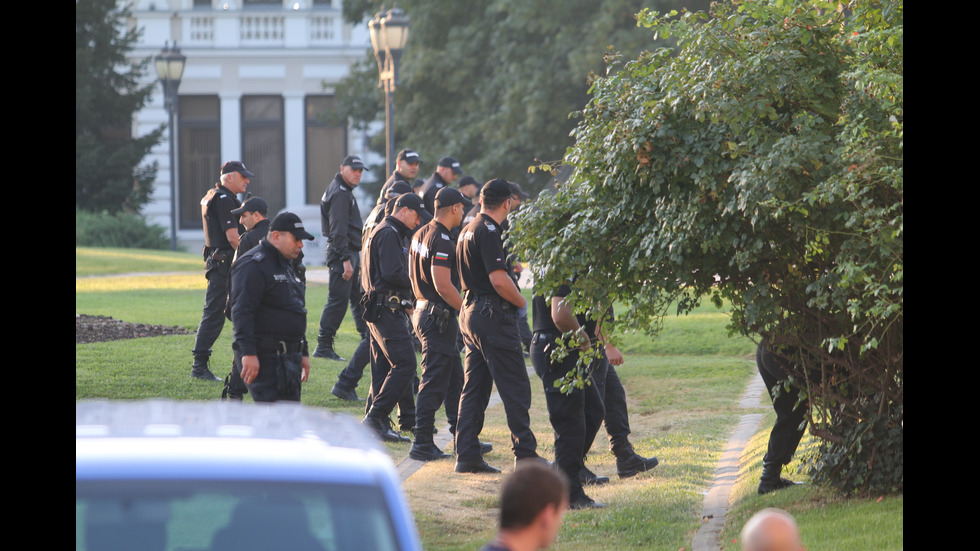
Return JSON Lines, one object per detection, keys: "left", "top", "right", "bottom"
{"left": 410, "top": 220, "right": 459, "bottom": 305}
{"left": 230, "top": 240, "right": 308, "bottom": 356}
{"left": 378, "top": 171, "right": 412, "bottom": 205}
{"left": 233, "top": 218, "right": 270, "bottom": 263}
{"left": 321, "top": 172, "right": 363, "bottom": 267}
{"left": 531, "top": 284, "right": 610, "bottom": 340}
{"left": 457, "top": 213, "right": 510, "bottom": 297}
{"left": 364, "top": 180, "right": 414, "bottom": 245}
{"left": 362, "top": 215, "right": 414, "bottom": 298}
{"left": 418, "top": 172, "right": 448, "bottom": 215}
{"left": 202, "top": 184, "right": 242, "bottom": 250}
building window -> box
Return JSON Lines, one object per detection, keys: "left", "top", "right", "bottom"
{"left": 242, "top": 96, "right": 285, "bottom": 216}
{"left": 242, "top": 0, "right": 280, "bottom": 7}
{"left": 178, "top": 96, "right": 221, "bottom": 231}
{"left": 305, "top": 95, "right": 347, "bottom": 205}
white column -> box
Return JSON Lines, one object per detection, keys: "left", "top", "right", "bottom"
{"left": 219, "top": 92, "right": 242, "bottom": 162}
{"left": 283, "top": 92, "right": 306, "bottom": 208}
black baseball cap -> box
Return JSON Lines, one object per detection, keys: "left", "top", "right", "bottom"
{"left": 220, "top": 161, "right": 255, "bottom": 178}
{"left": 481, "top": 178, "right": 513, "bottom": 200}
{"left": 230, "top": 196, "right": 268, "bottom": 215}
{"left": 270, "top": 212, "right": 315, "bottom": 241}
{"left": 397, "top": 149, "right": 423, "bottom": 165}
{"left": 395, "top": 193, "right": 432, "bottom": 224}
{"left": 395, "top": 192, "right": 426, "bottom": 213}
{"left": 341, "top": 155, "right": 368, "bottom": 170}
{"left": 508, "top": 181, "right": 529, "bottom": 201}
{"left": 457, "top": 175, "right": 479, "bottom": 189}
{"left": 435, "top": 187, "right": 465, "bottom": 209}
{"left": 438, "top": 156, "right": 464, "bottom": 175}
{"left": 385, "top": 181, "right": 413, "bottom": 199}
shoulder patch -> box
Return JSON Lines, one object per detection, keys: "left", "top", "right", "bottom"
{"left": 440, "top": 233, "right": 451, "bottom": 240}
{"left": 486, "top": 223, "right": 496, "bottom": 232}
{"left": 253, "top": 251, "right": 265, "bottom": 261}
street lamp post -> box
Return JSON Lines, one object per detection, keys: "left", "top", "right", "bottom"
{"left": 369, "top": 7, "right": 410, "bottom": 176}
{"left": 155, "top": 42, "right": 186, "bottom": 251}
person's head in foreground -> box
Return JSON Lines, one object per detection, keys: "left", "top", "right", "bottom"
{"left": 486, "top": 462, "right": 569, "bottom": 551}
{"left": 741, "top": 508, "right": 805, "bottom": 551}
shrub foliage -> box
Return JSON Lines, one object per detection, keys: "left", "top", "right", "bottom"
{"left": 510, "top": 0, "right": 902, "bottom": 493}
{"left": 76, "top": 209, "right": 168, "bottom": 250}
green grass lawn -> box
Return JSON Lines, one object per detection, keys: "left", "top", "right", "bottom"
{"left": 75, "top": 247, "right": 902, "bottom": 550}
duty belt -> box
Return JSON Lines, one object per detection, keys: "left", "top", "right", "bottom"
{"left": 531, "top": 331, "right": 558, "bottom": 343}
{"left": 416, "top": 299, "right": 455, "bottom": 317}
{"left": 463, "top": 290, "right": 516, "bottom": 312}
{"left": 256, "top": 336, "right": 306, "bottom": 354}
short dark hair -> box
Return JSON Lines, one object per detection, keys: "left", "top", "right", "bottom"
{"left": 498, "top": 462, "right": 569, "bottom": 530}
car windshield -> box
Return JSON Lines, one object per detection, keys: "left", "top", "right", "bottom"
{"left": 75, "top": 480, "right": 400, "bottom": 551}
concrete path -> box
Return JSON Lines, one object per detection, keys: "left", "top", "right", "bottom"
{"left": 691, "top": 371, "right": 766, "bottom": 551}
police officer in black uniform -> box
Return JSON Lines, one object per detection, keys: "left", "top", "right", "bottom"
{"left": 314, "top": 155, "right": 368, "bottom": 364}
{"left": 455, "top": 179, "right": 540, "bottom": 474}
{"left": 755, "top": 339, "right": 807, "bottom": 494}
{"left": 229, "top": 212, "right": 315, "bottom": 402}
{"left": 407, "top": 187, "right": 468, "bottom": 461}
{"left": 360, "top": 193, "right": 427, "bottom": 442}
{"left": 231, "top": 196, "right": 270, "bottom": 262}
{"left": 192, "top": 160, "right": 252, "bottom": 381}
{"left": 418, "top": 156, "right": 464, "bottom": 215}
{"left": 328, "top": 179, "right": 423, "bottom": 408}
{"left": 529, "top": 285, "right": 606, "bottom": 509}
{"left": 221, "top": 195, "right": 270, "bottom": 401}
{"left": 378, "top": 149, "right": 422, "bottom": 204}
{"left": 589, "top": 356, "right": 660, "bottom": 479}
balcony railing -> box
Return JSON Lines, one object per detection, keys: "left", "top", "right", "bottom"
{"left": 181, "top": 9, "right": 343, "bottom": 48}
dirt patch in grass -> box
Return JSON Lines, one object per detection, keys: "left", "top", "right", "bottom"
{"left": 76, "top": 314, "right": 192, "bottom": 344}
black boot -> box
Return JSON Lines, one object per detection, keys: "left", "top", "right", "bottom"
{"left": 363, "top": 413, "right": 410, "bottom": 443}
{"left": 614, "top": 442, "right": 659, "bottom": 479}
{"left": 758, "top": 461, "right": 799, "bottom": 495}
{"left": 579, "top": 465, "right": 610, "bottom": 486}
{"left": 191, "top": 357, "right": 221, "bottom": 382}
{"left": 569, "top": 491, "right": 605, "bottom": 510}
{"left": 331, "top": 383, "right": 362, "bottom": 402}
{"left": 409, "top": 431, "right": 451, "bottom": 461}
{"left": 313, "top": 341, "right": 345, "bottom": 361}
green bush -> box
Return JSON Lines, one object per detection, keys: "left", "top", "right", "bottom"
{"left": 511, "top": 0, "right": 902, "bottom": 494}
{"left": 75, "top": 209, "right": 168, "bottom": 249}
{"left": 804, "top": 396, "right": 903, "bottom": 494}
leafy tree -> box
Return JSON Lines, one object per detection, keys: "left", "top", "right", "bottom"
{"left": 76, "top": 0, "right": 163, "bottom": 213}
{"left": 511, "top": 0, "right": 902, "bottom": 494}
{"left": 334, "top": 0, "right": 708, "bottom": 197}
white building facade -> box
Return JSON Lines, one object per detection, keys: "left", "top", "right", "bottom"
{"left": 125, "top": 0, "right": 378, "bottom": 258}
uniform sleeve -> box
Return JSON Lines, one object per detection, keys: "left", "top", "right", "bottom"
{"left": 480, "top": 226, "right": 510, "bottom": 275}
{"left": 216, "top": 194, "right": 239, "bottom": 234}
{"left": 376, "top": 229, "right": 412, "bottom": 290}
{"left": 236, "top": 231, "right": 260, "bottom": 259}
{"left": 230, "top": 257, "right": 266, "bottom": 356}
{"left": 325, "top": 187, "right": 353, "bottom": 262}
{"left": 431, "top": 232, "right": 455, "bottom": 270}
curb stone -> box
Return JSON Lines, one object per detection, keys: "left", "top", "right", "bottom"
{"left": 691, "top": 371, "right": 766, "bottom": 551}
